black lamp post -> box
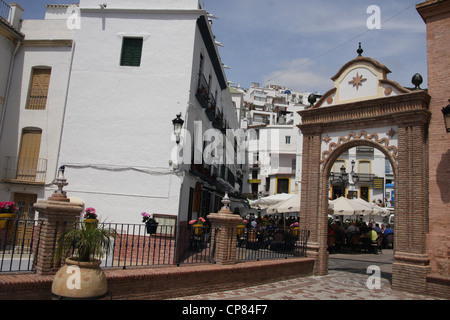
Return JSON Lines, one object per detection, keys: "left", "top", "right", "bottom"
{"left": 329, "top": 160, "right": 359, "bottom": 199}
{"left": 172, "top": 113, "right": 184, "bottom": 144}
{"left": 442, "top": 100, "right": 450, "bottom": 133}
{"left": 330, "top": 165, "right": 349, "bottom": 198}
{"left": 350, "top": 159, "right": 358, "bottom": 183}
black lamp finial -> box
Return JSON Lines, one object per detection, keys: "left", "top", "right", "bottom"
{"left": 357, "top": 42, "right": 363, "bottom": 57}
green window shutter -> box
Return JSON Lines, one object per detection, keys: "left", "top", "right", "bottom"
{"left": 120, "top": 37, "right": 143, "bottom": 67}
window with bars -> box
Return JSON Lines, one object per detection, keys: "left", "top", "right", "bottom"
{"left": 120, "top": 37, "right": 143, "bottom": 67}
{"left": 26, "top": 68, "right": 51, "bottom": 110}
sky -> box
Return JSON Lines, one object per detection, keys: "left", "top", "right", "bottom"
{"left": 18, "top": 0, "right": 428, "bottom": 94}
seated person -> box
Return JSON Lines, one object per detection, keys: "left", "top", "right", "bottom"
{"left": 383, "top": 224, "right": 394, "bottom": 236}
{"left": 369, "top": 228, "right": 378, "bottom": 243}
{"left": 334, "top": 222, "right": 345, "bottom": 244}
{"left": 373, "top": 223, "right": 382, "bottom": 234}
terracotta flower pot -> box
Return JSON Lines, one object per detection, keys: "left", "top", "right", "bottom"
{"left": 51, "top": 258, "right": 107, "bottom": 300}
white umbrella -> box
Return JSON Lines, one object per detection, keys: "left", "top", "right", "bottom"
{"left": 266, "top": 200, "right": 286, "bottom": 214}
{"left": 328, "top": 197, "right": 373, "bottom": 216}
{"left": 276, "top": 195, "right": 301, "bottom": 213}
{"left": 248, "top": 193, "right": 293, "bottom": 209}
{"left": 353, "top": 198, "right": 390, "bottom": 217}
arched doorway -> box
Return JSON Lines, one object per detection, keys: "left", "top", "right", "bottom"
{"left": 297, "top": 54, "right": 431, "bottom": 294}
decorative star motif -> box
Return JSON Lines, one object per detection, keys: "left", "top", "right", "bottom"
{"left": 388, "top": 128, "right": 397, "bottom": 139}
{"left": 348, "top": 72, "right": 367, "bottom": 91}
{"left": 323, "top": 135, "right": 331, "bottom": 144}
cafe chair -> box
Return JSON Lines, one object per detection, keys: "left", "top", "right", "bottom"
{"left": 372, "top": 235, "right": 384, "bottom": 254}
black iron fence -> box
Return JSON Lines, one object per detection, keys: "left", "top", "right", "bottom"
{"left": 99, "top": 223, "right": 216, "bottom": 268}
{"left": 0, "top": 218, "right": 42, "bottom": 272}
{"left": 237, "top": 226, "right": 309, "bottom": 262}
{"left": 0, "top": 218, "right": 309, "bottom": 273}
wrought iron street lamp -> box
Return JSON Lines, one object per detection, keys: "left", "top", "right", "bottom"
{"left": 330, "top": 165, "right": 349, "bottom": 198}
{"left": 350, "top": 159, "right": 358, "bottom": 183}
{"left": 442, "top": 100, "right": 450, "bottom": 133}
{"left": 172, "top": 113, "right": 184, "bottom": 144}
{"left": 329, "top": 160, "right": 359, "bottom": 198}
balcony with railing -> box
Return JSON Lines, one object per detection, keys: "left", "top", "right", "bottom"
{"left": 355, "top": 173, "right": 376, "bottom": 183}
{"left": 2, "top": 156, "right": 47, "bottom": 184}
{"left": 0, "top": 0, "right": 10, "bottom": 21}
{"left": 26, "top": 88, "right": 48, "bottom": 110}
{"left": 196, "top": 73, "right": 211, "bottom": 109}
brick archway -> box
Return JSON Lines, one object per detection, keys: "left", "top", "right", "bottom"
{"left": 298, "top": 89, "right": 431, "bottom": 294}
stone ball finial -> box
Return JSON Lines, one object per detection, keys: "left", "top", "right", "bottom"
{"left": 308, "top": 93, "right": 317, "bottom": 107}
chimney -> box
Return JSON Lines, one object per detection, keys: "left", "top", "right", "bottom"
{"left": 8, "top": 3, "right": 24, "bottom": 29}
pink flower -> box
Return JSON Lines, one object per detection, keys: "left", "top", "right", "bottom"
{"left": 84, "top": 207, "right": 97, "bottom": 219}
{"left": 189, "top": 219, "right": 196, "bottom": 225}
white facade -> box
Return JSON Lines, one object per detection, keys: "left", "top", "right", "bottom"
{"left": 0, "top": 3, "right": 74, "bottom": 218}
{"left": 242, "top": 83, "right": 310, "bottom": 199}
{"left": 0, "top": 0, "right": 239, "bottom": 224}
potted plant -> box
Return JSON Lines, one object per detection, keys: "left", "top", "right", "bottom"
{"left": 290, "top": 222, "right": 300, "bottom": 237}
{"left": 51, "top": 208, "right": 116, "bottom": 300}
{"left": 0, "top": 201, "right": 18, "bottom": 229}
{"left": 142, "top": 212, "right": 158, "bottom": 234}
{"left": 83, "top": 207, "right": 98, "bottom": 229}
{"left": 189, "top": 217, "right": 206, "bottom": 236}
{"left": 237, "top": 219, "right": 247, "bottom": 236}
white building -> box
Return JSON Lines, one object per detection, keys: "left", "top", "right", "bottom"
{"left": 0, "top": 1, "right": 74, "bottom": 219}
{"left": 242, "top": 78, "right": 395, "bottom": 211}
{"left": 242, "top": 83, "right": 311, "bottom": 199}
{"left": 0, "top": 0, "right": 240, "bottom": 225}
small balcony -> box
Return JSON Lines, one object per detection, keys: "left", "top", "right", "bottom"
{"left": 2, "top": 156, "right": 47, "bottom": 184}
{"left": 355, "top": 173, "right": 376, "bottom": 183}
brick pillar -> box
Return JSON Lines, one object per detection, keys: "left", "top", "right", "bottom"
{"left": 392, "top": 120, "right": 431, "bottom": 294}
{"left": 417, "top": 0, "right": 450, "bottom": 299}
{"left": 207, "top": 193, "right": 242, "bottom": 265}
{"left": 33, "top": 167, "right": 84, "bottom": 275}
{"left": 299, "top": 132, "right": 325, "bottom": 275}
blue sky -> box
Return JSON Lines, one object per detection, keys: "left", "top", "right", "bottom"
{"left": 19, "top": 0, "right": 427, "bottom": 93}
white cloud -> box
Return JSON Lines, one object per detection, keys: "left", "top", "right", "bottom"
{"left": 261, "top": 58, "right": 333, "bottom": 93}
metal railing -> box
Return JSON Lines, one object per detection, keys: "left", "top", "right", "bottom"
{"left": 0, "top": 219, "right": 309, "bottom": 273}
{"left": 26, "top": 88, "right": 49, "bottom": 110}
{"left": 0, "top": 0, "right": 10, "bottom": 21}
{"left": 61, "top": 222, "right": 216, "bottom": 269}
{"left": 237, "top": 226, "right": 309, "bottom": 262}
{"left": 2, "top": 156, "right": 47, "bottom": 183}
{"left": 0, "top": 218, "right": 42, "bottom": 272}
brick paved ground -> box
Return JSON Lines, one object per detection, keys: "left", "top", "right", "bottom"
{"left": 172, "top": 250, "right": 443, "bottom": 300}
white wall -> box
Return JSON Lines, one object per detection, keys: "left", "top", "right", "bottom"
{"left": 58, "top": 9, "right": 200, "bottom": 223}
{"left": 0, "top": 19, "right": 74, "bottom": 202}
